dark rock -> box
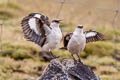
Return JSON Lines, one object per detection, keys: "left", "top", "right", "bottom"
{"left": 62, "top": 59, "right": 99, "bottom": 80}
{"left": 37, "top": 59, "right": 71, "bottom": 80}
{"left": 37, "top": 59, "right": 100, "bottom": 80}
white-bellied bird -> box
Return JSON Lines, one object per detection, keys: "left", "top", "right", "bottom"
{"left": 62, "top": 25, "right": 104, "bottom": 62}
{"left": 21, "top": 13, "right": 62, "bottom": 59}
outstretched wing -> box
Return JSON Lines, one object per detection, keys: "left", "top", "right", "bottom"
{"left": 61, "top": 32, "right": 73, "bottom": 49}
{"left": 84, "top": 30, "right": 104, "bottom": 43}
{"left": 21, "top": 13, "right": 50, "bottom": 47}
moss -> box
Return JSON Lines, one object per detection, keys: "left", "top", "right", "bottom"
{"left": 11, "top": 51, "right": 32, "bottom": 60}
{"left": 53, "top": 50, "right": 71, "bottom": 59}
{"left": 96, "top": 56, "right": 116, "bottom": 66}
{"left": 84, "top": 41, "right": 115, "bottom": 57}
{"left": 1, "top": 42, "right": 39, "bottom": 60}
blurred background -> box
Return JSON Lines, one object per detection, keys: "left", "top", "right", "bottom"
{"left": 0, "top": 0, "right": 120, "bottom": 80}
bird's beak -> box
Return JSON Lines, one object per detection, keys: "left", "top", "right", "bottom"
{"left": 57, "top": 20, "right": 62, "bottom": 23}
{"left": 58, "top": 20, "right": 62, "bottom": 22}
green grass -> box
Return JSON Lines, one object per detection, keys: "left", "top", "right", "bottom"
{"left": 84, "top": 41, "right": 115, "bottom": 57}
{"left": 1, "top": 42, "right": 38, "bottom": 60}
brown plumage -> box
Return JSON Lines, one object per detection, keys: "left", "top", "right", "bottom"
{"left": 21, "top": 13, "right": 50, "bottom": 47}
{"left": 84, "top": 30, "right": 104, "bottom": 43}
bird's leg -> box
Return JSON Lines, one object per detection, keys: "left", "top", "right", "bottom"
{"left": 49, "top": 49, "right": 54, "bottom": 58}
{"left": 71, "top": 54, "right": 77, "bottom": 64}
{"left": 76, "top": 53, "right": 81, "bottom": 63}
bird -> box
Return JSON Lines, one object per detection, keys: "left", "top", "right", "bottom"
{"left": 62, "top": 24, "right": 104, "bottom": 62}
{"left": 21, "top": 13, "right": 62, "bottom": 59}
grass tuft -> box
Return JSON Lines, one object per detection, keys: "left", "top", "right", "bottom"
{"left": 0, "top": 11, "right": 14, "bottom": 20}
{"left": 1, "top": 42, "right": 39, "bottom": 60}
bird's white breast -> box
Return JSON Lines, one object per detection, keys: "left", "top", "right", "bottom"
{"left": 67, "top": 33, "right": 86, "bottom": 54}
{"left": 48, "top": 27, "right": 62, "bottom": 45}
{"left": 42, "top": 27, "right": 62, "bottom": 51}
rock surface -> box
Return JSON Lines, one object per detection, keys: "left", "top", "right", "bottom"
{"left": 37, "top": 59, "right": 100, "bottom": 80}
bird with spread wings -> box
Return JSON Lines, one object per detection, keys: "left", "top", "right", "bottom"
{"left": 62, "top": 25, "right": 104, "bottom": 62}
{"left": 21, "top": 13, "right": 62, "bottom": 59}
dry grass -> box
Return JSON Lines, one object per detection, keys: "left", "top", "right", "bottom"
{"left": 0, "top": 57, "right": 48, "bottom": 80}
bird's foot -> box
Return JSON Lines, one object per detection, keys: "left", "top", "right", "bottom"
{"left": 78, "top": 59, "right": 82, "bottom": 63}
{"left": 76, "top": 54, "right": 82, "bottom": 63}
{"left": 53, "top": 55, "right": 60, "bottom": 59}
{"left": 74, "top": 60, "right": 78, "bottom": 64}
{"left": 71, "top": 54, "right": 77, "bottom": 64}
{"left": 72, "top": 58, "right": 77, "bottom": 64}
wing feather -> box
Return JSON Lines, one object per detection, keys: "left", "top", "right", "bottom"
{"left": 21, "top": 13, "right": 50, "bottom": 46}
{"left": 84, "top": 30, "right": 104, "bottom": 43}
{"left": 62, "top": 32, "right": 73, "bottom": 49}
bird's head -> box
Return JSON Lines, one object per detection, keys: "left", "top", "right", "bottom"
{"left": 41, "top": 15, "right": 50, "bottom": 26}
{"left": 52, "top": 19, "right": 62, "bottom": 24}
{"left": 77, "top": 24, "right": 83, "bottom": 29}
{"left": 74, "top": 24, "right": 84, "bottom": 33}
{"left": 50, "top": 19, "right": 62, "bottom": 27}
